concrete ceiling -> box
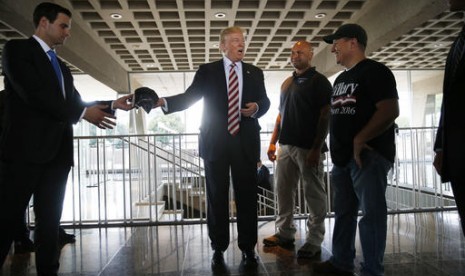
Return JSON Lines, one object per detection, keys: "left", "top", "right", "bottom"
{"left": 0, "top": 0, "right": 461, "bottom": 94}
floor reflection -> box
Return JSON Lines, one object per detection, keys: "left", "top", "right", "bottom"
{"left": 1, "top": 211, "right": 464, "bottom": 275}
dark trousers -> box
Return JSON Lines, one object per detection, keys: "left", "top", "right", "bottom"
{"left": 446, "top": 148, "right": 465, "bottom": 236}
{"left": 0, "top": 159, "right": 70, "bottom": 275}
{"left": 450, "top": 180, "right": 465, "bottom": 235}
{"left": 204, "top": 134, "right": 258, "bottom": 252}
{"left": 15, "top": 209, "right": 31, "bottom": 242}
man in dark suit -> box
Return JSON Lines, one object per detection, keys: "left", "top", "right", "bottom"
{"left": 154, "top": 26, "right": 270, "bottom": 270}
{"left": 0, "top": 3, "right": 132, "bottom": 275}
{"left": 433, "top": 0, "right": 465, "bottom": 235}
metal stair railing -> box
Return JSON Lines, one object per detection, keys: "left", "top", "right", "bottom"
{"left": 53, "top": 128, "right": 459, "bottom": 228}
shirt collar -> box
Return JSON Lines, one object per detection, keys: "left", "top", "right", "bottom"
{"left": 292, "top": 66, "right": 315, "bottom": 78}
{"left": 32, "top": 35, "right": 53, "bottom": 54}
{"left": 223, "top": 57, "right": 242, "bottom": 71}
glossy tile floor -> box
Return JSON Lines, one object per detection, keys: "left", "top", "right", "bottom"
{"left": 1, "top": 211, "right": 464, "bottom": 275}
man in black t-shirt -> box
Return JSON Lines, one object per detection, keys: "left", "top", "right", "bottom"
{"left": 314, "top": 24, "right": 399, "bottom": 276}
{"left": 263, "top": 41, "right": 332, "bottom": 259}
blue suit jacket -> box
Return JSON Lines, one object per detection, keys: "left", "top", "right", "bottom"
{"left": 0, "top": 37, "right": 111, "bottom": 165}
{"left": 164, "top": 59, "right": 270, "bottom": 162}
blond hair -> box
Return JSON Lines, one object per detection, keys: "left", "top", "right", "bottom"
{"left": 220, "top": 26, "right": 245, "bottom": 44}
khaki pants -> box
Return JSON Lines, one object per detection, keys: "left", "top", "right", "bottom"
{"left": 274, "top": 144, "right": 327, "bottom": 246}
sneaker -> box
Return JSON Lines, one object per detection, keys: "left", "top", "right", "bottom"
{"left": 297, "top": 242, "right": 321, "bottom": 259}
{"left": 313, "top": 260, "right": 355, "bottom": 276}
{"left": 263, "top": 233, "right": 294, "bottom": 247}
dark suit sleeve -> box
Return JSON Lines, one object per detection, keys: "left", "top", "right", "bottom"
{"left": 163, "top": 65, "right": 207, "bottom": 114}
{"left": 85, "top": 100, "right": 115, "bottom": 116}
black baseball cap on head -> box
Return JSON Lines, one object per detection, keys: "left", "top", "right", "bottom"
{"left": 323, "top": 23, "right": 367, "bottom": 47}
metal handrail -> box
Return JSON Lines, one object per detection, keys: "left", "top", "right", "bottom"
{"left": 30, "top": 127, "right": 455, "bottom": 228}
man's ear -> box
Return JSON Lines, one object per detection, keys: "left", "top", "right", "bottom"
{"left": 219, "top": 42, "right": 225, "bottom": 53}
{"left": 39, "top": 16, "right": 49, "bottom": 27}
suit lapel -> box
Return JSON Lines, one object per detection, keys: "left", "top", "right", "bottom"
{"left": 217, "top": 59, "right": 227, "bottom": 89}
{"left": 214, "top": 60, "right": 228, "bottom": 103}
{"left": 58, "top": 59, "right": 72, "bottom": 100}
{"left": 29, "top": 38, "right": 66, "bottom": 101}
{"left": 241, "top": 62, "right": 249, "bottom": 94}
{"left": 241, "top": 62, "right": 254, "bottom": 104}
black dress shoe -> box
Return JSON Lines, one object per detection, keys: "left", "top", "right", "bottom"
{"left": 211, "top": 250, "right": 225, "bottom": 266}
{"left": 211, "top": 250, "right": 227, "bottom": 273}
{"left": 313, "top": 260, "right": 355, "bottom": 276}
{"left": 242, "top": 250, "right": 258, "bottom": 266}
{"left": 59, "top": 228, "right": 76, "bottom": 245}
{"left": 14, "top": 238, "right": 35, "bottom": 254}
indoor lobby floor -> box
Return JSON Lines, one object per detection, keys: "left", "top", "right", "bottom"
{"left": 1, "top": 211, "right": 464, "bottom": 275}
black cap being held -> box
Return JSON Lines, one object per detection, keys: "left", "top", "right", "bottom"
{"left": 323, "top": 23, "right": 367, "bottom": 47}
{"left": 134, "top": 87, "right": 159, "bottom": 113}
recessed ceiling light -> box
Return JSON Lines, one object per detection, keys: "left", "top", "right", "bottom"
{"left": 214, "top": 12, "right": 226, "bottom": 19}
{"left": 389, "top": 60, "right": 406, "bottom": 66}
{"left": 315, "top": 13, "right": 326, "bottom": 19}
{"left": 212, "top": 43, "right": 219, "bottom": 48}
{"left": 110, "top": 13, "right": 122, "bottom": 19}
{"left": 146, "top": 64, "right": 156, "bottom": 68}
{"left": 426, "top": 42, "right": 447, "bottom": 48}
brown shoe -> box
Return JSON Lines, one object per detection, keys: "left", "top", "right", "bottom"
{"left": 263, "top": 233, "right": 294, "bottom": 247}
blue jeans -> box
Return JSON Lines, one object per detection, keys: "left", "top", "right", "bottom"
{"left": 329, "top": 150, "right": 392, "bottom": 276}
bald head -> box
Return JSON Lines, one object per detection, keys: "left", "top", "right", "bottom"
{"left": 290, "top": 40, "right": 313, "bottom": 73}
{"left": 293, "top": 40, "right": 313, "bottom": 52}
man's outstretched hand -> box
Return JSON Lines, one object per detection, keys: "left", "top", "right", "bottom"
{"left": 155, "top": 98, "right": 166, "bottom": 108}
{"left": 113, "top": 94, "right": 134, "bottom": 111}
{"left": 84, "top": 104, "right": 117, "bottom": 129}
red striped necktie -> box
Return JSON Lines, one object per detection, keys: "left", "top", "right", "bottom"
{"left": 228, "top": 63, "right": 240, "bottom": 135}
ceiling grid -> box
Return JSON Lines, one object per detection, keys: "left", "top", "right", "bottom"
{"left": 0, "top": 0, "right": 460, "bottom": 75}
